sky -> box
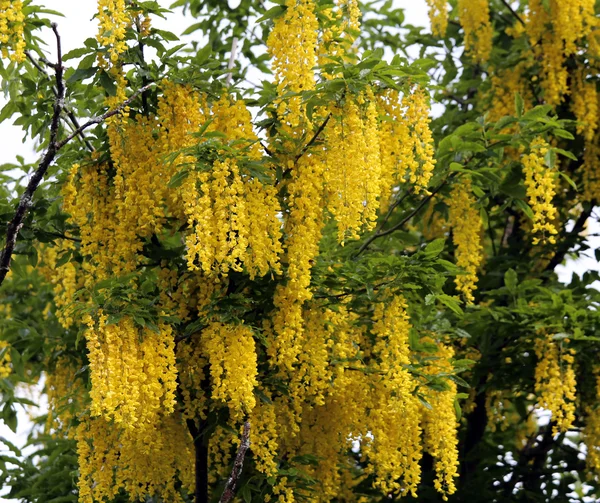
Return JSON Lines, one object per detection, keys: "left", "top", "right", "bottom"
{"left": 0, "top": 0, "right": 597, "bottom": 501}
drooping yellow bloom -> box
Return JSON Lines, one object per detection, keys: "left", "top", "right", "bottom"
{"left": 267, "top": 0, "right": 318, "bottom": 130}
{"left": 45, "top": 357, "right": 85, "bottom": 433}
{"left": 76, "top": 413, "right": 194, "bottom": 503}
{"left": 584, "top": 371, "right": 600, "bottom": 478}
{"left": 0, "top": 0, "right": 25, "bottom": 62}
{"left": 521, "top": 137, "right": 558, "bottom": 245}
{"left": 485, "top": 63, "right": 533, "bottom": 123}
{"left": 0, "top": 340, "right": 11, "bottom": 378}
{"left": 426, "top": 0, "right": 448, "bottom": 37}
{"left": 324, "top": 92, "right": 382, "bottom": 243}
{"left": 201, "top": 321, "right": 258, "bottom": 421}
{"left": 571, "top": 67, "right": 599, "bottom": 143}
{"left": 457, "top": 0, "right": 493, "bottom": 63}
{"left": 421, "top": 340, "right": 460, "bottom": 500}
{"left": 364, "top": 297, "right": 423, "bottom": 496}
{"left": 377, "top": 87, "right": 437, "bottom": 210}
{"left": 184, "top": 94, "right": 282, "bottom": 278}
{"left": 534, "top": 335, "right": 576, "bottom": 434}
{"left": 84, "top": 313, "right": 178, "bottom": 429}
{"left": 448, "top": 179, "right": 483, "bottom": 303}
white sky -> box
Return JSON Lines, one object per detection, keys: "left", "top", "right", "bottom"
{"left": 0, "top": 1, "right": 596, "bottom": 501}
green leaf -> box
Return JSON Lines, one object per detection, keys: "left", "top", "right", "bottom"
{"left": 168, "top": 169, "right": 189, "bottom": 188}
{"left": 514, "top": 92, "right": 524, "bottom": 118}
{"left": 424, "top": 238, "right": 445, "bottom": 258}
{"left": 504, "top": 268, "right": 518, "bottom": 294}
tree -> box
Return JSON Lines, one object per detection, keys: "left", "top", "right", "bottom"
{"left": 1, "top": 0, "right": 600, "bottom": 502}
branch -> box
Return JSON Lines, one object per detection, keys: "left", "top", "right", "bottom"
{"left": 56, "top": 83, "right": 154, "bottom": 150}
{"left": 354, "top": 178, "right": 450, "bottom": 258}
{"left": 219, "top": 421, "right": 251, "bottom": 503}
{"left": 499, "top": 0, "right": 525, "bottom": 26}
{"left": 295, "top": 113, "right": 332, "bottom": 162}
{"left": 225, "top": 37, "right": 239, "bottom": 87}
{"left": 25, "top": 50, "right": 95, "bottom": 152}
{"left": 0, "top": 41, "right": 154, "bottom": 287}
{"left": 0, "top": 23, "right": 65, "bottom": 287}
{"left": 544, "top": 202, "right": 594, "bottom": 272}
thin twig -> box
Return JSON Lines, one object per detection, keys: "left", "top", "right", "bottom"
{"left": 0, "top": 24, "right": 65, "bottom": 287}
{"left": 295, "top": 113, "right": 332, "bottom": 162}
{"left": 225, "top": 37, "right": 239, "bottom": 87}
{"left": 219, "top": 421, "right": 251, "bottom": 503}
{"left": 26, "top": 50, "right": 95, "bottom": 152}
{"left": 56, "top": 83, "right": 154, "bottom": 150}
{"left": 354, "top": 178, "right": 450, "bottom": 258}
{"left": 0, "top": 36, "right": 153, "bottom": 287}
{"left": 499, "top": 0, "right": 525, "bottom": 26}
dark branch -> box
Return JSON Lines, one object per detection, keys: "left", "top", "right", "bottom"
{"left": 219, "top": 421, "right": 251, "bottom": 503}
{"left": 56, "top": 83, "right": 154, "bottom": 150}
{"left": 25, "top": 50, "right": 95, "bottom": 152}
{"left": 354, "top": 178, "right": 450, "bottom": 258}
{"left": 544, "top": 203, "right": 595, "bottom": 272}
{"left": 0, "top": 24, "right": 65, "bottom": 287}
{"left": 0, "top": 36, "right": 154, "bottom": 287}
{"left": 499, "top": 0, "right": 525, "bottom": 26}
{"left": 295, "top": 113, "right": 332, "bottom": 162}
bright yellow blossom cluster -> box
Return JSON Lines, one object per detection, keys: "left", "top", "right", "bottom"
{"left": 534, "top": 335, "right": 577, "bottom": 434}
{"left": 526, "top": 0, "right": 596, "bottom": 105}
{"left": 426, "top": 0, "right": 448, "bottom": 37}
{"left": 76, "top": 413, "right": 194, "bottom": 503}
{"left": 0, "top": 0, "right": 25, "bottom": 62}
{"left": 0, "top": 340, "right": 11, "bottom": 378}
{"left": 84, "top": 313, "right": 177, "bottom": 428}
{"left": 584, "top": 371, "right": 600, "bottom": 479}
{"left": 457, "top": 0, "right": 493, "bottom": 63}
{"left": 201, "top": 321, "right": 258, "bottom": 421}
{"left": 448, "top": 179, "right": 483, "bottom": 303}
{"left": 521, "top": 137, "right": 559, "bottom": 245}
{"left": 421, "top": 341, "right": 460, "bottom": 500}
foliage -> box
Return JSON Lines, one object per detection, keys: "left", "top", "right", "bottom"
{"left": 0, "top": 0, "right": 600, "bottom": 502}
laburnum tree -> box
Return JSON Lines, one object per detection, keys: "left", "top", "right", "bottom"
{"left": 2, "top": 0, "right": 600, "bottom": 501}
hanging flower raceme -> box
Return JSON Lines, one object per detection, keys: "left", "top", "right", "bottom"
{"left": 324, "top": 91, "right": 381, "bottom": 243}
{"left": 183, "top": 94, "right": 283, "bottom": 278}
{"left": 583, "top": 370, "right": 600, "bottom": 478}
{"left": 426, "top": 0, "right": 448, "bottom": 37}
{"left": 420, "top": 340, "right": 460, "bottom": 500}
{"left": 0, "top": 0, "right": 25, "bottom": 62}
{"left": 534, "top": 334, "right": 577, "bottom": 434}
{"left": 377, "top": 87, "right": 436, "bottom": 211}
{"left": 0, "top": 340, "right": 11, "bottom": 378}
{"left": 448, "top": 178, "right": 483, "bottom": 303}
{"left": 84, "top": 313, "right": 178, "bottom": 429}
{"left": 201, "top": 321, "right": 258, "bottom": 421}
{"left": 267, "top": 0, "right": 318, "bottom": 130}
{"left": 456, "top": 0, "right": 493, "bottom": 63}
{"left": 521, "top": 137, "right": 559, "bottom": 245}
{"left": 364, "top": 296, "right": 423, "bottom": 496}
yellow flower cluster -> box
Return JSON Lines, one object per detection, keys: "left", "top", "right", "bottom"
{"left": 365, "top": 297, "right": 423, "bottom": 496}
{"left": 201, "top": 321, "right": 258, "bottom": 421}
{"left": 378, "top": 87, "right": 436, "bottom": 209}
{"left": 421, "top": 341, "right": 460, "bottom": 500}
{"left": 485, "top": 63, "right": 532, "bottom": 123}
{"left": 0, "top": 340, "right": 11, "bottom": 378}
{"left": 96, "top": 0, "right": 129, "bottom": 65}
{"left": 184, "top": 95, "right": 283, "bottom": 278}
{"left": 584, "top": 372, "right": 600, "bottom": 478}
{"left": 0, "top": 0, "right": 25, "bottom": 63}
{"left": 534, "top": 335, "right": 577, "bottom": 434}
{"left": 526, "top": 0, "right": 595, "bottom": 105}
{"left": 45, "top": 357, "right": 84, "bottom": 433}
{"left": 457, "top": 0, "right": 493, "bottom": 63}
{"left": 448, "top": 179, "right": 483, "bottom": 303}
{"left": 325, "top": 93, "right": 381, "bottom": 242}
{"left": 267, "top": 0, "right": 318, "bottom": 129}
{"left": 521, "top": 137, "right": 558, "bottom": 245}
{"left": 571, "top": 67, "right": 599, "bottom": 143}
{"left": 426, "top": 0, "right": 448, "bottom": 37}
{"left": 76, "top": 413, "right": 194, "bottom": 503}
{"left": 84, "top": 313, "right": 178, "bottom": 429}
